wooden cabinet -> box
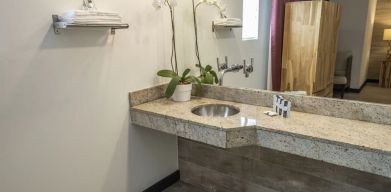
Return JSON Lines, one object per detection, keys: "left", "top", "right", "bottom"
{"left": 281, "top": 1, "right": 341, "bottom": 97}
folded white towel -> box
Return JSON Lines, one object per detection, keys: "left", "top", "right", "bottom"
{"left": 61, "top": 17, "right": 122, "bottom": 22}
{"left": 214, "top": 18, "right": 242, "bottom": 26}
{"left": 67, "top": 21, "right": 124, "bottom": 25}
{"left": 61, "top": 20, "right": 123, "bottom": 25}
{"left": 60, "top": 10, "right": 123, "bottom": 25}
{"left": 62, "top": 10, "right": 121, "bottom": 18}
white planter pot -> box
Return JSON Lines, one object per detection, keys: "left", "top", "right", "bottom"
{"left": 171, "top": 84, "right": 192, "bottom": 102}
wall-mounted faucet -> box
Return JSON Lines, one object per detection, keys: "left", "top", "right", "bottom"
{"left": 216, "top": 56, "right": 254, "bottom": 86}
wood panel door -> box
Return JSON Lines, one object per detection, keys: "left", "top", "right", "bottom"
{"left": 281, "top": 1, "right": 340, "bottom": 96}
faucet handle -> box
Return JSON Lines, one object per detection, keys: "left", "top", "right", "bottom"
{"left": 248, "top": 58, "right": 254, "bottom": 73}
{"left": 243, "top": 60, "right": 247, "bottom": 72}
{"left": 216, "top": 57, "right": 220, "bottom": 70}
{"left": 244, "top": 58, "right": 254, "bottom": 78}
{"left": 216, "top": 56, "right": 228, "bottom": 72}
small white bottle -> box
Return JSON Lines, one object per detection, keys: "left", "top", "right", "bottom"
{"left": 282, "top": 100, "right": 292, "bottom": 118}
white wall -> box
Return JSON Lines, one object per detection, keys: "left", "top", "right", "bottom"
{"left": 332, "top": 0, "right": 377, "bottom": 89}
{"left": 176, "top": 0, "right": 272, "bottom": 90}
{"left": 0, "top": 0, "right": 178, "bottom": 192}
{"left": 361, "top": 0, "right": 377, "bottom": 83}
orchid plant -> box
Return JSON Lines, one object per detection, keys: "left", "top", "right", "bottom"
{"left": 153, "top": 0, "right": 202, "bottom": 98}
{"left": 157, "top": 69, "right": 201, "bottom": 98}
{"left": 192, "top": 0, "right": 225, "bottom": 84}
{"left": 153, "top": 0, "right": 224, "bottom": 98}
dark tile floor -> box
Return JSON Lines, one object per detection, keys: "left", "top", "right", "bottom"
{"left": 163, "top": 182, "right": 206, "bottom": 192}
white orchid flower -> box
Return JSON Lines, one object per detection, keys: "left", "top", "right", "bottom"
{"left": 200, "top": 0, "right": 217, "bottom": 5}
{"left": 197, "top": 0, "right": 226, "bottom": 18}
{"left": 152, "top": 0, "right": 164, "bottom": 9}
{"left": 152, "top": 0, "right": 177, "bottom": 9}
{"left": 167, "top": 0, "right": 177, "bottom": 7}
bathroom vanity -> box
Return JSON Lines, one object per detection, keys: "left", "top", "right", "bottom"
{"left": 129, "top": 84, "right": 391, "bottom": 192}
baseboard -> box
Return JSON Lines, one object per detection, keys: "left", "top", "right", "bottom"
{"left": 366, "top": 79, "right": 379, "bottom": 83}
{"left": 347, "top": 79, "right": 379, "bottom": 93}
{"left": 347, "top": 86, "right": 365, "bottom": 93}
{"left": 143, "top": 170, "right": 180, "bottom": 192}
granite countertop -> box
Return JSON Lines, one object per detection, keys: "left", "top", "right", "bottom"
{"left": 130, "top": 97, "right": 391, "bottom": 178}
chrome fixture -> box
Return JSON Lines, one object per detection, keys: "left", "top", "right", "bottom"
{"left": 83, "top": 0, "right": 96, "bottom": 10}
{"left": 52, "top": 15, "right": 129, "bottom": 35}
{"left": 52, "top": 0, "right": 129, "bottom": 35}
{"left": 216, "top": 56, "right": 254, "bottom": 86}
{"left": 243, "top": 58, "right": 254, "bottom": 78}
{"left": 216, "top": 56, "right": 228, "bottom": 71}
{"left": 212, "top": 21, "right": 242, "bottom": 32}
{"left": 191, "top": 104, "right": 240, "bottom": 117}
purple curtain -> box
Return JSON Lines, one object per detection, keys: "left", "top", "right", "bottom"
{"left": 270, "top": 0, "right": 287, "bottom": 91}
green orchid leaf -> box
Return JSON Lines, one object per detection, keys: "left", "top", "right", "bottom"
{"left": 184, "top": 76, "right": 192, "bottom": 82}
{"left": 200, "top": 76, "right": 207, "bottom": 84}
{"left": 165, "top": 76, "right": 181, "bottom": 98}
{"left": 183, "top": 75, "right": 197, "bottom": 84}
{"left": 186, "top": 75, "right": 200, "bottom": 84}
{"left": 205, "top": 65, "right": 212, "bottom": 72}
{"left": 203, "top": 73, "right": 214, "bottom": 84}
{"left": 210, "top": 71, "right": 219, "bottom": 84}
{"left": 157, "top": 70, "right": 177, "bottom": 78}
{"left": 182, "top": 68, "right": 191, "bottom": 79}
{"left": 195, "top": 64, "right": 205, "bottom": 73}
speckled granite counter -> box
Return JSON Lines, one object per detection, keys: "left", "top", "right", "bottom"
{"left": 130, "top": 97, "right": 391, "bottom": 178}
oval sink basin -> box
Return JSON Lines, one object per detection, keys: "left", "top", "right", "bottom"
{"left": 191, "top": 104, "right": 240, "bottom": 117}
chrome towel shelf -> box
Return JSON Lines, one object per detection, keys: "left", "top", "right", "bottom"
{"left": 52, "top": 15, "right": 129, "bottom": 35}
{"left": 212, "top": 21, "right": 242, "bottom": 32}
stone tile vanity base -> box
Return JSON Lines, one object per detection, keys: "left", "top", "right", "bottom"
{"left": 179, "top": 138, "right": 391, "bottom": 192}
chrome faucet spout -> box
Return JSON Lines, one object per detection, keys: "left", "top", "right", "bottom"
{"left": 219, "top": 70, "right": 227, "bottom": 86}
{"left": 218, "top": 64, "right": 243, "bottom": 86}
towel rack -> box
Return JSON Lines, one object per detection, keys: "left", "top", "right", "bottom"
{"left": 52, "top": 15, "right": 129, "bottom": 35}
{"left": 212, "top": 21, "right": 242, "bottom": 32}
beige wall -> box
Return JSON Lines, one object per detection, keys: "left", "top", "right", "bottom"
{"left": 362, "top": 0, "right": 378, "bottom": 82}
{"left": 0, "top": 0, "right": 273, "bottom": 191}
{"left": 332, "top": 0, "right": 377, "bottom": 89}
{"left": 0, "top": 0, "right": 178, "bottom": 191}
{"left": 369, "top": 0, "right": 391, "bottom": 80}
